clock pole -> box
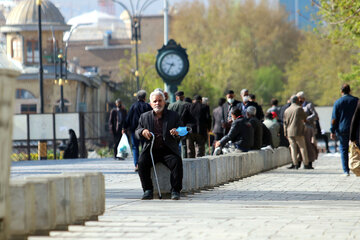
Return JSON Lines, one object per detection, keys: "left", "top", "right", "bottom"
{"left": 163, "top": 0, "right": 170, "bottom": 96}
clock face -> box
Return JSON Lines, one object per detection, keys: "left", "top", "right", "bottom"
{"left": 160, "top": 53, "right": 184, "bottom": 77}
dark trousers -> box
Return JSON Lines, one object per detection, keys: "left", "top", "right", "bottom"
{"left": 138, "top": 147, "right": 183, "bottom": 192}
{"left": 113, "top": 132, "right": 122, "bottom": 158}
{"left": 187, "top": 133, "right": 206, "bottom": 158}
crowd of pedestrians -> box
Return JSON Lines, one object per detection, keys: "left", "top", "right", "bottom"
{"left": 109, "top": 87, "right": 328, "bottom": 172}
{"left": 106, "top": 84, "right": 360, "bottom": 199}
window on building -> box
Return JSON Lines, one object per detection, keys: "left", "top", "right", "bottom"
{"left": 11, "top": 38, "right": 21, "bottom": 60}
{"left": 21, "top": 104, "right": 37, "bottom": 114}
{"left": 16, "top": 89, "right": 36, "bottom": 99}
{"left": 55, "top": 99, "right": 70, "bottom": 113}
{"left": 26, "top": 40, "right": 39, "bottom": 64}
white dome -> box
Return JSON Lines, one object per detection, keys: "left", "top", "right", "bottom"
{"left": 65, "top": 10, "right": 130, "bottom": 41}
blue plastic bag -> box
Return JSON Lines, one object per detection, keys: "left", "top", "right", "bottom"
{"left": 176, "top": 127, "right": 190, "bottom": 137}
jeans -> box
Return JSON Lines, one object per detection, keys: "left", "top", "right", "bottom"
{"left": 338, "top": 134, "right": 350, "bottom": 174}
{"left": 131, "top": 132, "right": 140, "bottom": 167}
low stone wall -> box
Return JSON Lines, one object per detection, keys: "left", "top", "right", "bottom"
{"left": 152, "top": 147, "right": 291, "bottom": 194}
{"left": 8, "top": 172, "right": 105, "bottom": 240}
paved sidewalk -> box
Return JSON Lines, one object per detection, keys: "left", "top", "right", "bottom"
{"left": 12, "top": 153, "right": 360, "bottom": 239}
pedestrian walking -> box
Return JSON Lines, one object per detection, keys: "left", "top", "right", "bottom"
{"left": 125, "top": 90, "right": 152, "bottom": 171}
{"left": 136, "top": 90, "right": 183, "bottom": 200}
{"left": 212, "top": 98, "right": 227, "bottom": 152}
{"left": 331, "top": 84, "right": 358, "bottom": 176}
{"left": 187, "top": 95, "right": 211, "bottom": 158}
{"left": 284, "top": 95, "right": 311, "bottom": 169}
{"left": 109, "top": 98, "right": 127, "bottom": 160}
{"left": 168, "top": 91, "right": 192, "bottom": 158}
{"left": 297, "top": 91, "right": 318, "bottom": 168}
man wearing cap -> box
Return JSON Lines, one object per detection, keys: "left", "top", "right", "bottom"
{"left": 125, "top": 90, "right": 152, "bottom": 171}
{"left": 109, "top": 98, "right": 127, "bottom": 160}
{"left": 331, "top": 84, "right": 358, "bottom": 176}
{"left": 297, "top": 91, "right": 318, "bottom": 168}
{"left": 284, "top": 95, "right": 311, "bottom": 169}
{"left": 222, "top": 90, "right": 241, "bottom": 134}
{"left": 246, "top": 106, "right": 263, "bottom": 150}
{"left": 168, "top": 91, "right": 192, "bottom": 158}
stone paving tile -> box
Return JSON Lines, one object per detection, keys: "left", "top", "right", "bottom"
{"left": 23, "top": 153, "right": 360, "bottom": 239}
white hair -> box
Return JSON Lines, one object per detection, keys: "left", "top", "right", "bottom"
{"left": 296, "top": 91, "right": 305, "bottom": 98}
{"left": 149, "top": 90, "right": 165, "bottom": 101}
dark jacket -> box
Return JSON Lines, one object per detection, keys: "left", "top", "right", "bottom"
{"left": 222, "top": 100, "right": 241, "bottom": 124}
{"left": 135, "top": 109, "right": 181, "bottom": 157}
{"left": 125, "top": 100, "right": 152, "bottom": 132}
{"left": 109, "top": 107, "right": 127, "bottom": 135}
{"left": 331, "top": 94, "right": 358, "bottom": 135}
{"left": 248, "top": 101, "right": 264, "bottom": 121}
{"left": 279, "top": 103, "right": 291, "bottom": 124}
{"left": 212, "top": 106, "right": 223, "bottom": 134}
{"left": 262, "top": 123, "right": 273, "bottom": 147}
{"left": 350, "top": 100, "right": 360, "bottom": 141}
{"left": 219, "top": 116, "right": 254, "bottom": 150}
{"left": 63, "top": 129, "right": 79, "bottom": 159}
{"left": 168, "top": 100, "right": 192, "bottom": 125}
{"left": 188, "top": 101, "right": 211, "bottom": 136}
{"left": 248, "top": 117, "right": 263, "bottom": 150}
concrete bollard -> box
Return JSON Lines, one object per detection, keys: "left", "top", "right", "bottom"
{"left": 64, "top": 174, "right": 90, "bottom": 224}
{"left": 0, "top": 54, "right": 21, "bottom": 240}
{"left": 26, "top": 175, "right": 71, "bottom": 230}
{"left": 151, "top": 163, "right": 171, "bottom": 194}
{"left": 28, "top": 179, "right": 56, "bottom": 235}
{"left": 84, "top": 173, "right": 105, "bottom": 219}
{"left": 207, "top": 156, "right": 218, "bottom": 186}
{"left": 9, "top": 180, "right": 36, "bottom": 239}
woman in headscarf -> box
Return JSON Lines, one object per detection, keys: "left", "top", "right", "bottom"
{"left": 63, "top": 129, "right": 79, "bottom": 159}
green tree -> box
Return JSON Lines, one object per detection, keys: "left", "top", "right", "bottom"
{"left": 314, "top": 0, "right": 360, "bottom": 83}
{"left": 283, "top": 32, "right": 354, "bottom": 105}
{"left": 253, "top": 65, "right": 284, "bottom": 105}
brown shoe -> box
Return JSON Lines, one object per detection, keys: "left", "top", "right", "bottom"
{"left": 135, "top": 164, "right": 138, "bottom": 172}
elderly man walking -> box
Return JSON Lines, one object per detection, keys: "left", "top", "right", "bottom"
{"left": 136, "top": 90, "right": 183, "bottom": 200}
{"left": 284, "top": 95, "right": 311, "bottom": 169}
{"left": 125, "top": 90, "right": 152, "bottom": 171}
{"left": 331, "top": 84, "right": 358, "bottom": 176}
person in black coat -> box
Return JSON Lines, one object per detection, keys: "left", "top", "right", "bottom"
{"left": 63, "top": 129, "right": 79, "bottom": 159}
{"left": 109, "top": 99, "right": 127, "bottom": 159}
{"left": 125, "top": 90, "right": 152, "bottom": 170}
{"left": 215, "top": 108, "right": 254, "bottom": 152}
{"left": 246, "top": 106, "right": 263, "bottom": 150}
{"left": 187, "top": 95, "right": 211, "bottom": 158}
{"left": 135, "top": 90, "right": 182, "bottom": 200}
{"left": 221, "top": 90, "right": 241, "bottom": 134}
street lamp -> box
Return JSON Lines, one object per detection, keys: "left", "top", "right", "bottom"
{"left": 64, "top": 23, "right": 92, "bottom": 80}
{"left": 37, "top": 0, "right": 44, "bottom": 113}
{"left": 112, "top": 0, "right": 167, "bottom": 92}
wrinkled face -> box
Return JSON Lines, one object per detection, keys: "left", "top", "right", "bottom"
{"left": 150, "top": 94, "right": 165, "bottom": 113}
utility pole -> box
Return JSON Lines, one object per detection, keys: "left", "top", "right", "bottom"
{"left": 37, "top": 0, "right": 44, "bottom": 113}
{"left": 164, "top": 0, "right": 169, "bottom": 92}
